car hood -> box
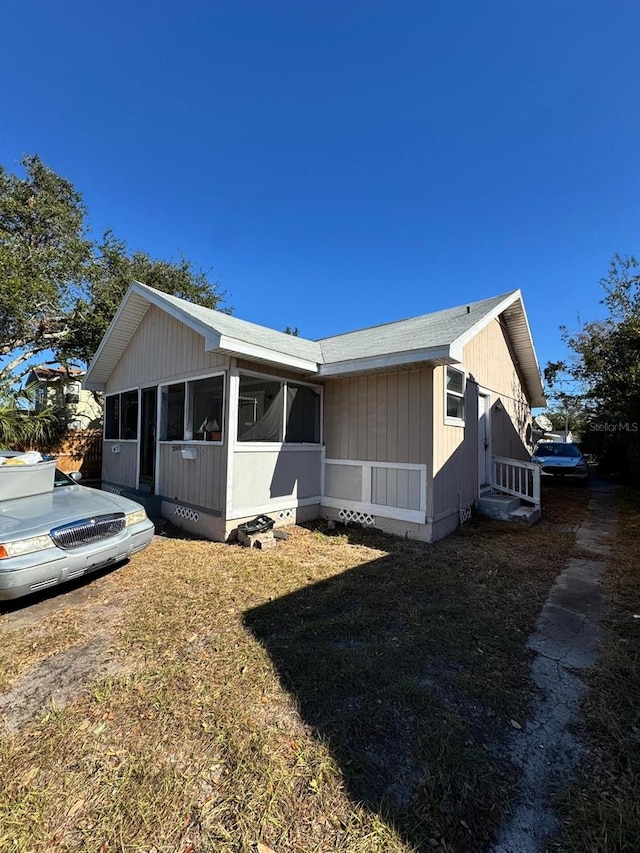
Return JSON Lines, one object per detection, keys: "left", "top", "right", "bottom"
{"left": 0, "top": 485, "right": 145, "bottom": 540}
{"left": 533, "top": 455, "right": 583, "bottom": 467}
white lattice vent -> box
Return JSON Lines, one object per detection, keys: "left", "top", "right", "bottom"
{"left": 173, "top": 505, "right": 200, "bottom": 523}
{"left": 338, "top": 509, "right": 376, "bottom": 526}
{"left": 103, "top": 485, "right": 123, "bottom": 496}
{"left": 459, "top": 504, "right": 473, "bottom": 525}
{"left": 277, "top": 509, "right": 294, "bottom": 520}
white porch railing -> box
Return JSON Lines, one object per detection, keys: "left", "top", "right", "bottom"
{"left": 492, "top": 456, "right": 541, "bottom": 507}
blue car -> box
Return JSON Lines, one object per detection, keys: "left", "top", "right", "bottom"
{"left": 531, "top": 442, "right": 589, "bottom": 485}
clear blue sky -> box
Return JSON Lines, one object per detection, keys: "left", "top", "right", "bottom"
{"left": 2, "top": 0, "right": 639, "bottom": 387}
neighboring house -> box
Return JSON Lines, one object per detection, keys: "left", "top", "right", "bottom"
{"left": 532, "top": 429, "right": 576, "bottom": 445}
{"left": 84, "top": 282, "right": 546, "bottom": 543}
{"left": 27, "top": 366, "right": 102, "bottom": 429}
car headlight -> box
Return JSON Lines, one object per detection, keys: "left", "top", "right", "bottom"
{"left": 125, "top": 508, "right": 148, "bottom": 527}
{"left": 0, "top": 534, "right": 56, "bottom": 559}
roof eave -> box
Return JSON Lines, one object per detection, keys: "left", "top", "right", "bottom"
{"left": 317, "top": 345, "right": 456, "bottom": 378}
{"left": 213, "top": 334, "right": 319, "bottom": 373}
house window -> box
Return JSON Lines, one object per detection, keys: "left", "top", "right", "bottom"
{"left": 237, "top": 373, "right": 321, "bottom": 443}
{"left": 445, "top": 367, "right": 465, "bottom": 424}
{"left": 238, "top": 376, "right": 283, "bottom": 442}
{"left": 286, "top": 383, "right": 321, "bottom": 443}
{"left": 105, "top": 395, "right": 120, "bottom": 439}
{"left": 160, "top": 375, "right": 226, "bottom": 442}
{"left": 121, "top": 390, "right": 139, "bottom": 439}
{"left": 105, "top": 390, "right": 139, "bottom": 440}
{"left": 191, "top": 376, "right": 224, "bottom": 441}
{"left": 161, "top": 384, "right": 186, "bottom": 441}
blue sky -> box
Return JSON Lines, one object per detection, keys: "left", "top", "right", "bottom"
{"left": 2, "top": 0, "right": 640, "bottom": 389}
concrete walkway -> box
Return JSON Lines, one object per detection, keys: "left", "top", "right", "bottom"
{"left": 492, "top": 481, "right": 616, "bottom": 853}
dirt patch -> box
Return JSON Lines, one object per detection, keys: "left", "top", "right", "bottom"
{"left": 0, "top": 636, "right": 117, "bottom": 733}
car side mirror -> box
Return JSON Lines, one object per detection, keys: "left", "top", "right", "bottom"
{"left": 70, "top": 471, "right": 82, "bottom": 481}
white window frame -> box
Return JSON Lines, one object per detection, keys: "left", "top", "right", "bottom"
{"left": 444, "top": 366, "right": 466, "bottom": 427}
{"left": 158, "top": 371, "right": 226, "bottom": 445}
{"left": 236, "top": 369, "right": 323, "bottom": 448}
{"left": 104, "top": 387, "right": 140, "bottom": 442}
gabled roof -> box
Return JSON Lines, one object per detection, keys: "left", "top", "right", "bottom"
{"left": 84, "top": 281, "right": 545, "bottom": 406}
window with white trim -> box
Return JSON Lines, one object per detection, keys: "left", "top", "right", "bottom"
{"left": 105, "top": 390, "right": 138, "bottom": 439}
{"left": 237, "top": 373, "right": 321, "bottom": 443}
{"left": 445, "top": 367, "right": 465, "bottom": 424}
{"left": 160, "top": 374, "right": 225, "bottom": 442}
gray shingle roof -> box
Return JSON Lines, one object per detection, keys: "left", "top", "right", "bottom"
{"left": 317, "top": 292, "right": 512, "bottom": 362}
{"left": 146, "top": 286, "right": 323, "bottom": 363}
{"left": 85, "top": 282, "right": 544, "bottom": 405}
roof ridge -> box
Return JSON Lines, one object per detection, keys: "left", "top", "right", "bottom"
{"left": 315, "top": 290, "right": 517, "bottom": 342}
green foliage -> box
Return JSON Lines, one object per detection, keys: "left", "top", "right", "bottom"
{"left": 0, "top": 381, "right": 66, "bottom": 450}
{"left": 551, "top": 254, "right": 640, "bottom": 475}
{"left": 63, "top": 230, "right": 227, "bottom": 364}
{"left": 0, "top": 154, "right": 226, "bottom": 382}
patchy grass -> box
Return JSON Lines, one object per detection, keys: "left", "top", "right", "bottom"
{"left": 0, "top": 486, "right": 588, "bottom": 853}
{"left": 553, "top": 486, "right": 640, "bottom": 853}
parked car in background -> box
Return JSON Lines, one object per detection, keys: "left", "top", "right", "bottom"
{"left": 531, "top": 442, "right": 589, "bottom": 485}
{"left": 0, "top": 452, "right": 154, "bottom": 600}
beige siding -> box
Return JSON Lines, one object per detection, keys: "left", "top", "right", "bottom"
{"left": 323, "top": 368, "right": 433, "bottom": 465}
{"left": 231, "top": 448, "right": 322, "bottom": 513}
{"left": 102, "top": 441, "right": 138, "bottom": 488}
{"left": 106, "top": 306, "right": 228, "bottom": 393}
{"left": 464, "top": 318, "right": 532, "bottom": 461}
{"left": 432, "top": 317, "right": 533, "bottom": 518}
{"left": 158, "top": 444, "right": 226, "bottom": 511}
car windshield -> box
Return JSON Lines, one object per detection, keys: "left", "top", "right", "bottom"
{"left": 54, "top": 468, "right": 76, "bottom": 486}
{"left": 535, "top": 443, "right": 582, "bottom": 458}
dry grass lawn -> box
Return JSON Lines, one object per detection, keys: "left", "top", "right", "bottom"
{"left": 0, "top": 485, "right": 589, "bottom": 853}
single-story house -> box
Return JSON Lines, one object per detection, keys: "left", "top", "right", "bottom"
{"left": 83, "top": 282, "right": 546, "bottom": 543}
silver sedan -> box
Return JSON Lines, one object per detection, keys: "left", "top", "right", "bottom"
{"left": 0, "top": 464, "right": 155, "bottom": 600}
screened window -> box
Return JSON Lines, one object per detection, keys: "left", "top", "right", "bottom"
{"left": 191, "top": 375, "right": 224, "bottom": 441}
{"left": 105, "top": 395, "right": 120, "bottom": 439}
{"left": 121, "top": 390, "right": 139, "bottom": 439}
{"left": 445, "top": 367, "right": 465, "bottom": 423}
{"left": 105, "top": 391, "right": 138, "bottom": 440}
{"left": 285, "top": 383, "right": 321, "bottom": 443}
{"left": 238, "top": 376, "right": 283, "bottom": 442}
{"left": 237, "top": 373, "right": 321, "bottom": 443}
{"left": 161, "top": 384, "right": 186, "bottom": 441}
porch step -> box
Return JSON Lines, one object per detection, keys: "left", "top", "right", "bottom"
{"left": 477, "top": 494, "right": 520, "bottom": 520}
{"left": 477, "top": 493, "right": 541, "bottom": 526}
{"left": 508, "top": 505, "right": 541, "bottom": 526}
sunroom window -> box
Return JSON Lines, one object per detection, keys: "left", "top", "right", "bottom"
{"left": 445, "top": 367, "right": 465, "bottom": 423}
{"left": 160, "top": 384, "right": 186, "bottom": 441}
{"left": 238, "top": 376, "right": 283, "bottom": 442}
{"left": 105, "top": 391, "right": 138, "bottom": 440}
{"left": 191, "top": 376, "right": 224, "bottom": 441}
{"left": 160, "top": 375, "right": 225, "bottom": 442}
{"left": 237, "top": 374, "right": 321, "bottom": 443}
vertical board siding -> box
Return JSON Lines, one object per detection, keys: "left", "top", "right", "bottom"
{"left": 323, "top": 367, "right": 432, "bottom": 467}
{"left": 102, "top": 442, "right": 138, "bottom": 488}
{"left": 106, "top": 306, "right": 228, "bottom": 393}
{"left": 432, "top": 316, "right": 533, "bottom": 518}
{"left": 158, "top": 444, "right": 226, "bottom": 511}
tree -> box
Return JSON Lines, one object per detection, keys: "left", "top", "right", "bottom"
{"left": 0, "top": 380, "right": 66, "bottom": 450}
{"left": 63, "top": 230, "right": 227, "bottom": 364}
{"left": 0, "top": 154, "right": 227, "bottom": 382}
{"left": 548, "top": 254, "right": 640, "bottom": 476}
{"left": 0, "top": 154, "right": 93, "bottom": 382}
